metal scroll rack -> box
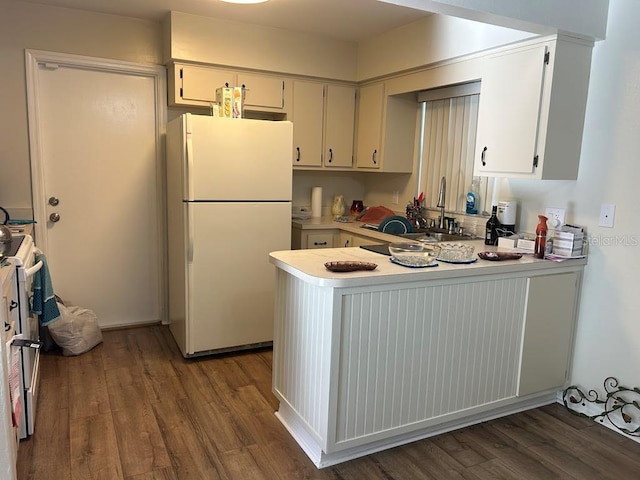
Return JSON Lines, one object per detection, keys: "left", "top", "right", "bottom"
{"left": 563, "top": 376, "right": 640, "bottom": 437}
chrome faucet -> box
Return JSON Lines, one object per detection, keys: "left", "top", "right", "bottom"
{"left": 436, "top": 176, "right": 446, "bottom": 229}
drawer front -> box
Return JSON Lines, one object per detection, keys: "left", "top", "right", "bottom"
{"left": 306, "top": 233, "right": 334, "bottom": 249}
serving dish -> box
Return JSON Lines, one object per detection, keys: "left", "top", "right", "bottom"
{"left": 477, "top": 251, "right": 523, "bottom": 261}
{"left": 437, "top": 257, "right": 478, "bottom": 264}
{"left": 390, "top": 257, "right": 439, "bottom": 268}
{"left": 388, "top": 242, "right": 440, "bottom": 267}
{"left": 325, "top": 261, "right": 378, "bottom": 272}
{"left": 437, "top": 243, "right": 475, "bottom": 262}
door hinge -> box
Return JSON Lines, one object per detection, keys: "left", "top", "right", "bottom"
{"left": 533, "top": 155, "right": 539, "bottom": 168}
{"left": 179, "top": 68, "right": 183, "bottom": 79}
{"left": 180, "top": 87, "right": 183, "bottom": 98}
{"left": 544, "top": 51, "right": 550, "bottom": 65}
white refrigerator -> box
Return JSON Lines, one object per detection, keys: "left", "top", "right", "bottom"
{"left": 166, "top": 113, "right": 293, "bottom": 357}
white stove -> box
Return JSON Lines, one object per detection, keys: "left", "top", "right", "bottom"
{"left": 4, "top": 235, "right": 42, "bottom": 439}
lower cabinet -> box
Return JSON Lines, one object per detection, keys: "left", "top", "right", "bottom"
{"left": 291, "top": 228, "right": 337, "bottom": 250}
{"left": 518, "top": 272, "right": 579, "bottom": 396}
{"left": 272, "top": 265, "right": 582, "bottom": 467}
{"left": 0, "top": 265, "right": 19, "bottom": 479}
{"left": 339, "top": 232, "right": 383, "bottom": 248}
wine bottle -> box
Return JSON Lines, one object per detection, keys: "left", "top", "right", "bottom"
{"left": 485, "top": 206, "right": 499, "bottom": 245}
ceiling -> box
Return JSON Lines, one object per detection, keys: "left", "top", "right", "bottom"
{"left": 10, "top": 0, "right": 433, "bottom": 42}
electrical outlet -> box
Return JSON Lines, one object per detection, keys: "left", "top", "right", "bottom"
{"left": 545, "top": 207, "right": 566, "bottom": 227}
{"left": 599, "top": 204, "right": 615, "bottom": 228}
{"left": 392, "top": 191, "right": 399, "bottom": 204}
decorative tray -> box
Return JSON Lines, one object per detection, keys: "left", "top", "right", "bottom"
{"left": 325, "top": 261, "right": 378, "bottom": 272}
{"left": 389, "top": 257, "right": 439, "bottom": 268}
{"left": 477, "top": 252, "right": 523, "bottom": 261}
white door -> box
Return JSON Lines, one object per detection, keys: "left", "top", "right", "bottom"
{"left": 26, "top": 51, "right": 165, "bottom": 328}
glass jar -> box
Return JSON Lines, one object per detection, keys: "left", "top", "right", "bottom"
{"left": 331, "top": 195, "right": 346, "bottom": 218}
{"left": 350, "top": 200, "right": 364, "bottom": 215}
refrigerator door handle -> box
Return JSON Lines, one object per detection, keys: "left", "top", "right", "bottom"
{"left": 187, "top": 207, "right": 194, "bottom": 264}
{"left": 185, "top": 134, "right": 194, "bottom": 201}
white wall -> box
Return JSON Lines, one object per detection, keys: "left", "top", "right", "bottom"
{"left": 292, "top": 171, "right": 366, "bottom": 216}
{"left": 358, "top": 14, "right": 533, "bottom": 80}
{"left": 378, "top": 0, "right": 609, "bottom": 40}
{"left": 165, "top": 11, "right": 358, "bottom": 82}
{"left": 0, "top": 1, "right": 162, "bottom": 217}
{"left": 496, "top": 0, "right": 638, "bottom": 393}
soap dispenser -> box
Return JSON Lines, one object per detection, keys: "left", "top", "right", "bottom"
{"left": 534, "top": 215, "right": 548, "bottom": 259}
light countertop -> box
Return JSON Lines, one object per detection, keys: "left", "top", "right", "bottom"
{"left": 269, "top": 241, "right": 588, "bottom": 288}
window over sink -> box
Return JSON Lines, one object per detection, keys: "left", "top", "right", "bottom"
{"left": 417, "top": 82, "right": 495, "bottom": 216}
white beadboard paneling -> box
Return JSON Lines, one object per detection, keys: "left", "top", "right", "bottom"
{"left": 335, "top": 277, "right": 527, "bottom": 444}
{"left": 273, "top": 270, "right": 334, "bottom": 446}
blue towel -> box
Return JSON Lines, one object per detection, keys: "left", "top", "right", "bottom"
{"left": 31, "top": 253, "right": 61, "bottom": 326}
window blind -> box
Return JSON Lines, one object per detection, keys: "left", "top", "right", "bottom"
{"left": 419, "top": 92, "right": 492, "bottom": 216}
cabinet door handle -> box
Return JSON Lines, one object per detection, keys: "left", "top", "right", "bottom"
{"left": 296, "top": 147, "right": 301, "bottom": 162}
{"left": 313, "top": 241, "right": 328, "bottom": 246}
{"left": 372, "top": 149, "right": 377, "bottom": 165}
{"left": 481, "top": 146, "right": 487, "bottom": 166}
{"left": 9, "top": 300, "right": 18, "bottom": 311}
{"left": 328, "top": 148, "right": 333, "bottom": 163}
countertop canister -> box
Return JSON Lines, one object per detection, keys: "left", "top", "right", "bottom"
{"left": 311, "top": 187, "right": 322, "bottom": 218}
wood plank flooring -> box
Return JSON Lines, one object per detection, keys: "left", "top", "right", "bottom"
{"left": 16, "top": 325, "right": 640, "bottom": 479}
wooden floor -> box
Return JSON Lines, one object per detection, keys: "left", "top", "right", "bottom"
{"left": 16, "top": 325, "right": 640, "bottom": 479}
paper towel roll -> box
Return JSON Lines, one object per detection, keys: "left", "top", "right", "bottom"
{"left": 311, "top": 187, "right": 322, "bottom": 218}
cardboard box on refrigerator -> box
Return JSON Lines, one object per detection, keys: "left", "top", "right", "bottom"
{"left": 216, "top": 86, "right": 243, "bottom": 118}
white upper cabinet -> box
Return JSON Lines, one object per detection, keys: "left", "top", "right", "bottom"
{"left": 355, "top": 82, "right": 417, "bottom": 173}
{"left": 173, "top": 64, "right": 234, "bottom": 105}
{"left": 291, "top": 81, "right": 356, "bottom": 169}
{"left": 323, "top": 84, "right": 356, "bottom": 168}
{"left": 355, "top": 83, "right": 384, "bottom": 169}
{"left": 292, "top": 81, "right": 324, "bottom": 166}
{"left": 474, "top": 36, "right": 593, "bottom": 179}
{"left": 168, "top": 63, "right": 287, "bottom": 114}
{"left": 237, "top": 72, "right": 285, "bottom": 110}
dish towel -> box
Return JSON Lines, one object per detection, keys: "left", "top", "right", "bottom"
{"left": 31, "top": 252, "right": 61, "bottom": 326}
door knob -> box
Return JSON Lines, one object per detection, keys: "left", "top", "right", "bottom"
{"left": 48, "top": 196, "right": 59, "bottom": 206}
{"left": 49, "top": 212, "right": 60, "bottom": 223}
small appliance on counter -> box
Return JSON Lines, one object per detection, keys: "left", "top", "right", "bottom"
{"left": 497, "top": 201, "right": 517, "bottom": 233}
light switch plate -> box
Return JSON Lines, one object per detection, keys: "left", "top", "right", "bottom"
{"left": 599, "top": 204, "right": 615, "bottom": 228}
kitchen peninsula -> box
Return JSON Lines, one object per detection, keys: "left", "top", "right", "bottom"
{"left": 269, "top": 243, "right": 586, "bottom": 467}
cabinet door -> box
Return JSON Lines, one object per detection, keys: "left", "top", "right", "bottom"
{"left": 474, "top": 44, "right": 548, "bottom": 176}
{"left": 237, "top": 72, "right": 285, "bottom": 109}
{"left": 180, "top": 64, "right": 234, "bottom": 104}
{"left": 338, "top": 232, "right": 353, "bottom": 247}
{"left": 324, "top": 85, "right": 355, "bottom": 168}
{"left": 292, "top": 81, "right": 324, "bottom": 166}
{"left": 355, "top": 83, "right": 384, "bottom": 169}
{"left": 518, "top": 272, "right": 578, "bottom": 396}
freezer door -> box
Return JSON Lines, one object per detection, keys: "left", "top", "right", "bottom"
{"left": 185, "top": 202, "right": 291, "bottom": 355}
{"left": 185, "top": 114, "right": 293, "bottom": 201}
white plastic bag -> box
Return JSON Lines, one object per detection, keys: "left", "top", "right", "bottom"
{"left": 47, "top": 302, "right": 103, "bottom": 356}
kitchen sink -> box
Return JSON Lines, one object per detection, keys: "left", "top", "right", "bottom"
{"left": 396, "top": 230, "right": 478, "bottom": 243}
